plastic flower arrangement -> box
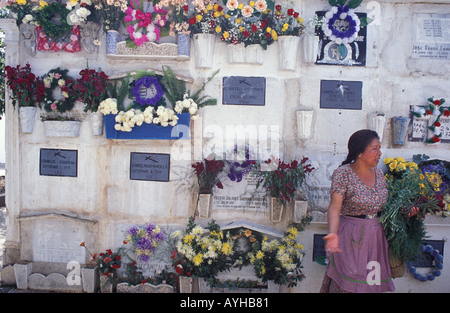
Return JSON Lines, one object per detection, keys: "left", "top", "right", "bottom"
{"left": 126, "top": 223, "right": 165, "bottom": 263}
{"left": 254, "top": 157, "right": 315, "bottom": 205}
{"left": 248, "top": 225, "right": 306, "bottom": 287}
{"left": 93, "top": 0, "right": 128, "bottom": 32}
{"left": 4, "top": 63, "right": 45, "bottom": 108}
{"left": 41, "top": 68, "right": 78, "bottom": 114}
{"left": 69, "top": 67, "right": 109, "bottom": 113}
{"left": 124, "top": 0, "right": 168, "bottom": 47}
{"left": 80, "top": 240, "right": 127, "bottom": 285}
{"left": 170, "top": 218, "right": 234, "bottom": 282}
{"left": 157, "top": 0, "right": 190, "bottom": 35}
{"left": 219, "top": 0, "right": 276, "bottom": 49}
{"left": 188, "top": 1, "right": 224, "bottom": 35}
{"left": 192, "top": 157, "right": 225, "bottom": 194}
{"left": 6, "top": 0, "right": 36, "bottom": 27}
{"left": 411, "top": 97, "right": 449, "bottom": 144}
{"left": 271, "top": 4, "right": 305, "bottom": 37}
{"left": 379, "top": 157, "right": 445, "bottom": 262}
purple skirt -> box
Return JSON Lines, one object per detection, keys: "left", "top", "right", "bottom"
{"left": 324, "top": 215, "right": 395, "bottom": 293}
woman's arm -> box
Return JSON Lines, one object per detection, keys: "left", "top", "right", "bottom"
{"left": 323, "top": 192, "right": 344, "bottom": 253}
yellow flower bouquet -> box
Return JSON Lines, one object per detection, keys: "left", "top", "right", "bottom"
{"left": 380, "top": 157, "right": 444, "bottom": 262}
{"left": 170, "top": 218, "right": 235, "bottom": 283}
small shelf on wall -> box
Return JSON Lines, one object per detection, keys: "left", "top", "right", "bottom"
{"left": 106, "top": 41, "right": 190, "bottom": 61}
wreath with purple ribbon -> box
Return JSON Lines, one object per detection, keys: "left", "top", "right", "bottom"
{"left": 132, "top": 76, "right": 164, "bottom": 107}
{"left": 322, "top": 5, "right": 361, "bottom": 45}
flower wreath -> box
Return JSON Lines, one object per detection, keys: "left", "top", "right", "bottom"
{"left": 131, "top": 76, "right": 165, "bottom": 107}
{"left": 321, "top": 5, "right": 360, "bottom": 45}
{"left": 42, "top": 68, "right": 78, "bottom": 113}
{"left": 407, "top": 244, "right": 443, "bottom": 282}
{"left": 124, "top": 0, "right": 167, "bottom": 47}
{"left": 411, "top": 97, "right": 449, "bottom": 144}
{"left": 36, "top": 25, "right": 81, "bottom": 53}
{"left": 34, "top": 2, "right": 72, "bottom": 42}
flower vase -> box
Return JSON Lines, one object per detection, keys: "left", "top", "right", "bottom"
{"left": 44, "top": 120, "right": 81, "bottom": 137}
{"left": 296, "top": 109, "right": 315, "bottom": 140}
{"left": 90, "top": 111, "right": 103, "bottom": 136}
{"left": 99, "top": 270, "right": 117, "bottom": 293}
{"left": 368, "top": 112, "right": 386, "bottom": 142}
{"left": 302, "top": 35, "right": 319, "bottom": 63}
{"left": 392, "top": 116, "right": 410, "bottom": 145}
{"left": 179, "top": 276, "right": 193, "bottom": 293}
{"left": 81, "top": 266, "right": 99, "bottom": 293}
{"left": 270, "top": 197, "right": 284, "bottom": 223}
{"left": 19, "top": 106, "right": 37, "bottom": 134}
{"left": 193, "top": 33, "right": 215, "bottom": 68}
{"left": 293, "top": 199, "right": 308, "bottom": 223}
{"left": 245, "top": 44, "right": 264, "bottom": 64}
{"left": 278, "top": 36, "right": 300, "bottom": 71}
{"left": 197, "top": 193, "right": 211, "bottom": 219}
{"left": 106, "top": 30, "right": 120, "bottom": 55}
{"left": 177, "top": 33, "right": 190, "bottom": 57}
{"left": 227, "top": 43, "right": 246, "bottom": 63}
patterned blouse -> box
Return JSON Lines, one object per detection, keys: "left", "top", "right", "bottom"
{"left": 330, "top": 164, "right": 388, "bottom": 216}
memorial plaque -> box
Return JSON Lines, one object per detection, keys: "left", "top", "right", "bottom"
{"left": 222, "top": 76, "right": 266, "bottom": 106}
{"left": 320, "top": 80, "right": 362, "bottom": 110}
{"left": 412, "top": 14, "right": 450, "bottom": 60}
{"left": 439, "top": 117, "right": 450, "bottom": 143}
{"left": 409, "top": 116, "right": 429, "bottom": 142}
{"left": 315, "top": 11, "right": 367, "bottom": 66}
{"left": 39, "top": 149, "right": 78, "bottom": 177}
{"left": 130, "top": 152, "right": 170, "bottom": 182}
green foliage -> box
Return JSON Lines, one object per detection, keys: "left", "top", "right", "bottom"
{"left": 328, "top": 0, "right": 363, "bottom": 9}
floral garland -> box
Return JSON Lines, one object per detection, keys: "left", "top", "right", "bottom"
{"left": 124, "top": 0, "right": 167, "bottom": 47}
{"left": 321, "top": 5, "right": 360, "bottom": 45}
{"left": 411, "top": 97, "right": 449, "bottom": 144}
{"left": 36, "top": 25, "right": 81, "bottom": 53}
{"left": 407, "top": 244, "right": 443, "bottom": 282}
{"left": 41, "top": 68, "right": 78, "bottom": 113}
{"left": 132, "top": 76, "right": 164, "bottom": 107}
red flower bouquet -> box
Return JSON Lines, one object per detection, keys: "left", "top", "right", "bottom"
{"left": 192, "top": 158, "right": 225, "bottom": 194}
{"left": 70, "top": 68, "right": 109, "bottom": 113}
{"left": 4, "top": 63, "right": 45, "bottom": 108}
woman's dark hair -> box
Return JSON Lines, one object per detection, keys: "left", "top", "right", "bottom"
{"left": 341, "top": 129, "right": 379, "bottom": 166}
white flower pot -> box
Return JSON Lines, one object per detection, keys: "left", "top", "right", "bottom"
{"left": 296, "top": 110, "right": 315, "bottom": 140}
{"left": 193, "top": 33, "right": 215, "bottom": 68}
{"left": 81, "top": 267, "right": 99, "bottom": 293}
{"left": 44, "top": 120, "right": 81, "bottom": 137}
{"left": 368, "top": 112, "right": 386, "bottom": 142}
{"left": 302, "top": 35, "right": 319, "bottom": 63}
{"left": 197, "top": 193, "right": 211, "bottom": 219}
{"left": 270, "top": 197, "right": 284, "bottom": 223}
{"left": 278, "top": 36, "right": 300, "bottom": 71}
{"left": 90, "top": 111, "right": 103, "bottom": 136}
{"left": 19, "top": 106, "right": 37, "bottom": 133}
{"left": 14, "top": 263, "right": 32, "bottom": 289}
{"left": 245, "top": 44, "right": 264, "bottom": 64}
{"left": 294, "top": 200, "right": 308, "bottom": 223}
{"left": 227, "top": 43, "right": 246, "bottom": 63}
{"left": 179, "top": 276, "right": 193, "bottom": 293}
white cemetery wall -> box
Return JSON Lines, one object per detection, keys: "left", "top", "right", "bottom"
{"left": 1, "top": 0, "right": 449, "bottom": 293}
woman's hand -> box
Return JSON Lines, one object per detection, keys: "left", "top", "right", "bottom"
{"left": 323, "top": 233, "right": 342, "bottom": 254}
{"left": 408, "top": 206, "right": 420, "bottom": 218}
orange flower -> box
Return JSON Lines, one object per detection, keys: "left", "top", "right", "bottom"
{"left": 244, "top": 229, "right": 252, "bottom": 237}
{"left": 123, "top": 240, "right": 128, "bottom": 245}
{"left": 80, "top": 241, "right": 85, "bottom": 246}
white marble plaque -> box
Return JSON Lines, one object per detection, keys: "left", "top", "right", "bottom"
{"left": 212, "top": 173, "right": 268, "bottom": 212}
{"left": 412, "top": 14, "right": 450, "bottom": 59}
{"left": 33, "top": 219, "right": 85, "bottom": 263}
{"left": 439, "top": 117, "right": 450, "bottom": 142}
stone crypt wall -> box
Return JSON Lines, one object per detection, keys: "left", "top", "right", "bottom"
{"left": 1, "top": 0, "right": 450, "bottom": 293}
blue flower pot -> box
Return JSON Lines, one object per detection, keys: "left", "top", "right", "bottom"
{"left": 392, "top": 116, "right": 410, "bottom": 145}
{"left": 177, "top": 33, "right": 190, "bottom": 57}
{"left": 104, "top": 113, "right": 190, "bottom": 140}
{"left": 106, "top": 30, "right": 120, "bottom": 55}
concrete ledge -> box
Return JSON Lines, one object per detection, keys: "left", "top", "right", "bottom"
{"left": 28, "top": 273, "right": 82, "bottom": 292}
